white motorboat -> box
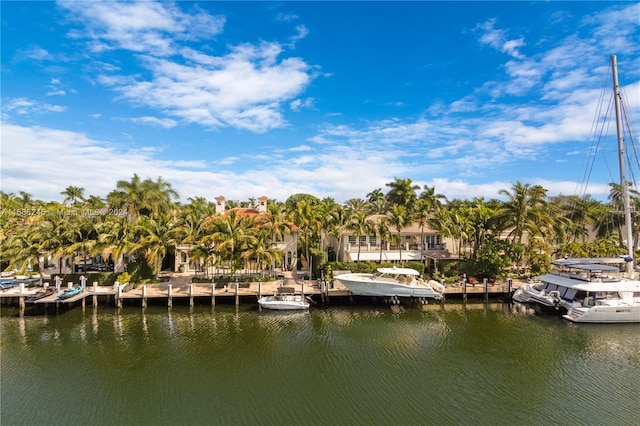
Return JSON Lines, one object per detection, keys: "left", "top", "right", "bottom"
{"left": 258, "top": 292, "right": 310, "bottom": 310}
{"left": 335, "top": 267, "right": 445, "bottom": 300}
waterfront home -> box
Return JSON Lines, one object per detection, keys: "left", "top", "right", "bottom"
{"left": 174, "top": 196, "right": 299, "bottom": 274}
{"left": 328, "top": 214, "right": 456, "bottom": 268}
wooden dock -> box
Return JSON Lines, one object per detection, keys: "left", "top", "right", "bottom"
{"left": 1, "top": 275, "right": 521, "bottom": 315}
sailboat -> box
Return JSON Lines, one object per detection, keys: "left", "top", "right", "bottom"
{"left": 514, "top": 56, "right": 640, "bottom": 323}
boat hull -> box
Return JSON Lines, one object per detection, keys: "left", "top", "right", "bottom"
{"left": 258, "top": 295, "right": 310, "bottom": 310}
{"left": 563, "top": 304, "right": 640, "bottom": 323}
{"left": 337, "top": 274, "right": 443, "bottom": 299}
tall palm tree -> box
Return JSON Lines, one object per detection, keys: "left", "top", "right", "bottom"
{"left": 288, "top": 200, "right": 319, "bottom": 273}
{"left": 366, "top": 188, "right": 385, "bottom": 204}
{"left": 327, "top": 205, "right": 352, "bottom": 262}
{"left": 174, "top": 197, "right": 216, "bottom": 276}
{"left": 413, "top": 199, "right": 432, "bottom": 250}
{"left": 496, "top": 182, "right": 553, "bottom": 245}
{"left": 419, "top": 185, "right": 447, "bottom": 208}
{"left": 131, "top": 214, "right": 177, "bottom": 278}
{"left": 205, "top": 211, "right": 255, "bottom": 275}
{"left": 107, "top": 174, "right": 179, "bottom": 221}
{"left": 347, "top": 211, "right": 371, "bottom": 262}
{"left": 385, "top": 178, "right": 420, "bottom": 211}
{"left": 241, "top": 229, "right": 283, "bottom": 276}
{"left": 344, "top": 198, "right": 367, "bottom": 213}
{"left": 387, "top": 205, "right": 411, "bottom": 262}
{"left": 60, "top": 186, "right": 86, "bottom": 205}
{"left": 373, "top": 216, "right": 391, "bottom": 263}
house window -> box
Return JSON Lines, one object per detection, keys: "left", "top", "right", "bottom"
{"left": 348, "top": 236, "right": 357, "bottom": 246}
{"left": 369, "top": 237, "right": 378, "bottom": 247}
{"left": 359, "top": 236, "right": 367, "bottom": 246}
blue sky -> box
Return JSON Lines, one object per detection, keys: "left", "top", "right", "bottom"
{"left": 2, "top": 1, "right": 639, "bottom": 204}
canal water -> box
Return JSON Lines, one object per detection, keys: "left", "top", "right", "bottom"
{"left": 1, "top": 302, "right": 639, "bottom": 425}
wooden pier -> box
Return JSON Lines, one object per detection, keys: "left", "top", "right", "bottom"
{"left": 1, "top": 274, "right": 521, "bottom": 315}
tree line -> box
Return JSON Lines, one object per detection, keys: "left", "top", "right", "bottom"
{"left": 1, "top": 175, "right": 637, "bottom": 282}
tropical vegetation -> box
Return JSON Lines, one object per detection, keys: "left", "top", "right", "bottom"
{"left": 1, "top": 176, "right": 637, "bottom": 284}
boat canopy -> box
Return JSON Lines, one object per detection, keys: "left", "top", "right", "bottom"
{"left": 568, "top": 264, "right": 620, "bottom": 272}
{"left": 377, "top": 267, "right": 420, "bottom": 276}
{"left": 553, "top": 257, "right": 629, "bottom": 266}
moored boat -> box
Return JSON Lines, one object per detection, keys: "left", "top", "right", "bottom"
{"left": 57, "top": 285, "right": 83, "bottom": 300}
{"left": 27, "top": 287, "right": 56, "bottom": 302}
{"left": 258, "top": 292, "right": 311, "bottom": 310}
{"left": 512, "top": 258, "right": 640, "bottom": 322}
{"left": 335, "top": 267, "right": 445, "bottom": 300}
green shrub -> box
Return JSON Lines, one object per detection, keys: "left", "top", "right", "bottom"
{"left": 117, "top": 272, "right": 131, "bottom": 284}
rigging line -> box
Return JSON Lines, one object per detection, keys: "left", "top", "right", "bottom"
{"left": 578, "top": 80, "right": 609, "bottom": 197}
{"left": 620, "top": 87, "right": 640, "bottom": 188}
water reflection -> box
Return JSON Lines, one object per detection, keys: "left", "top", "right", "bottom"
{"left": 2, "top": 303, "right": 639, "bottom": 426}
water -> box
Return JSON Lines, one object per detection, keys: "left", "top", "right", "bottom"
{"left": 2, "top": 302, "right": 639, "bottom": 425}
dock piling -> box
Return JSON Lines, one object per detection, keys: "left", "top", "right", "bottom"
{"left": 462, "top": 278, "right": 467, "bottom": 301}
{"left": 142, "top": 284, "right": 147, "bottom": 308}
{"left": 167, "top": 284, "right": 172, "bottom": 308}
{"left": 211, "top": 283, "right": 216, "bottom": 307}
{"left": 483, "top": 278, "right": 488, "bottom": 301}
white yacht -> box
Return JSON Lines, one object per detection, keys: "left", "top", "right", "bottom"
{"left": 335, "top": 267, "right": 445, "bottom": 300}
{"left": 513, "top": 259, "right": 623, "bottom": 309}
{"left": 562, "top": 280, "right": 640, "bottom": 323}
{"left": 512, "top": 258, "right": 640, "bottom": 323}
{"left": 513, "top": 56, "right": 640, "bottom": 323}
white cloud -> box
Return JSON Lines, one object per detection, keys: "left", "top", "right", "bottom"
{"left": 2, "top": 98, "right": 67, "bottom": 115}
{"left": 59, "top": 0, "right": 317, "bottom": 133}
{"left": 290, "top": 97, "right": 315, "bottom": 111}
{"left": 99, "top": 42, "right": 314, "bottom": 132}
{"left": 127, "top": 116, "right": 178, "bottom": 128}
{"left": 60, "top": 1, "right": 225, "bottom": 56}
{"left": 477, "top": 19, "right": 525, "bottom": 59}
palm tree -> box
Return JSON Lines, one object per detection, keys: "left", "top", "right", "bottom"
{"left": 327, "top": 205, "right": 352, "bottom": 262}
{"left": 373, "top": 216, "right": 390, "bottom": 263}
{"left": 496, "top": 182, "right": 553, "bottom": 245}
{"left": 107, "top": 174, "right": 178, "bottom": 221}
{"left": 205, "top": 211, "right": 255, "bottom": 275}
{"left": 174, "top": 197, "right": 216, "bottom": 276}
{"left": 413, "top": 199, "right": 431, "bottom": 250}
{"left": 344, "top": 198, "right": 367, "bottom": 213}
{"left": 60, "top": 186, "right": 85, "bottom": 205}
{"left": 387, "top": 205, "right": 411, "bottom": 262}
{"left": 419, "top": 185, "right": 447, "bottom": 208}
{"left": 288, "top": 200, "right": 319, "bottom": 274}
{"left": 347, "top": 211, "right": 371, "bottom": 262}
{"left": 131, "top": 214, "right": 177, "bottom": 278}
{"left": 385, "top": 178, "right": 420, "bottom": 210}
{"left": 366, "top": 188, "right": 385, "bottom": 204}
{"left": 241, "top": 229, "right": 283, "bottom": 277}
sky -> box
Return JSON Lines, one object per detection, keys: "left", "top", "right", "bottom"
{"left": 2, "top": 1, "right": 640, "bottom": 205}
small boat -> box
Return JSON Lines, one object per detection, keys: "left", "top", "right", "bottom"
{"left": 27, "top": 287, "right": 56, "bottom": 302}
{"left": 57, "top": 285, "right": 83, "bottom": 300}
{"left": 0, "top": 279, "right": 15, "bottom": 291}
{"left": 335, "top": 267, "right": 445, "bottom": 300}
{"left": 258, "top": 289, "right": 311, "bottom": 310}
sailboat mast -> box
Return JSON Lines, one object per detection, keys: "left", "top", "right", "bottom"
{"left": 611, "top": 55, "right": 635, "bottom": 278}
